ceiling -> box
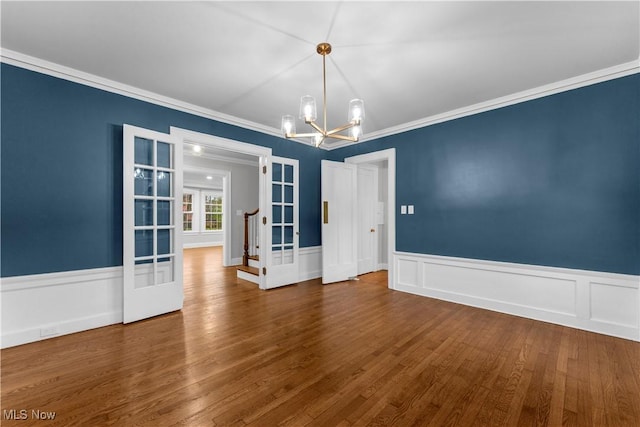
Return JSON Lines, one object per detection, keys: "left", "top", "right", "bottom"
{"left": 2, "top": 1, "right": 638, "bottom": 148}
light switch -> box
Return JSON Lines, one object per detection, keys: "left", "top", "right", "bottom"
{"left": 236, "top": 210, "right": 243, "bottom": 216}
{"left": 401, "top": 205, "right": 407, "bottom": 215}
{"left": 408, "top": 205, "right": 415, "bottom": 215}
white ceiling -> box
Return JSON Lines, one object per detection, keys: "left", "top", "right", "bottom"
{"left": 2, "top": 1, "right": 638, "bottom": 147}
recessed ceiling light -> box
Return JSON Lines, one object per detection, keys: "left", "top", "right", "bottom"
{"left": 206, "top": 176, "right": 213, "bottom": 180}
{"left": 193, "top": 145, "right": 202, "bottom": 153}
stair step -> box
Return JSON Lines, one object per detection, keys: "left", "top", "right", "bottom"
{"left": 248, "top": 255, "right": 259, "bottom": 261}
{"left": 237, "top": 265, "right": 259, "bottom": 276}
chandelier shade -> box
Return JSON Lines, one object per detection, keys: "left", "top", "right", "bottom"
{"left": 281, "top": 42, "right": 365, "bottom": 147}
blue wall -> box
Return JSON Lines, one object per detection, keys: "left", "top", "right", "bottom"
{"left": 1, "top": 64, "right": 323, "bottom": 277}
{"left": 331, "top": 74, "right": 640, "bottom": 275}
{"left": 2, "top": 63, "right": 638, "bottom": 277}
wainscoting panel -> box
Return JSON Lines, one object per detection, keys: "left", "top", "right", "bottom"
{"left": 394, "top": 252, "right": 640, "bottom": 342}
{"left": 1, "top": 267, "right": 123, "bottom": 348}
{"left": 299, "top": 246, "right": 322, "bottom": 282}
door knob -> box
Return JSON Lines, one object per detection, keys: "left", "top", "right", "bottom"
{"left": 370, "top": 228, "right": 375, "bottom": 233}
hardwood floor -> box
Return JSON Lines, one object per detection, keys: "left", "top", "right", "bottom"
{"left": 2, "top": 247, "right": 639, "bottom": 426}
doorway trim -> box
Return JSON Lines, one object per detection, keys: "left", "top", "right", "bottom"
{"left": 345, "top": 148, "right": 396, "bottom": 289}
{"left": 170, "top": 127, "right": 272, "bottom": 289}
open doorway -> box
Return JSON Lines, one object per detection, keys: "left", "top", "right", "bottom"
{"left": 345, "top": 148, "right": 396, "bottom": 289}
{"left": 171, "top": 127, "right": 270, "bottom": 289}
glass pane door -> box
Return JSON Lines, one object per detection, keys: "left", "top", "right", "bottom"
{"left": 267, "top": 156, "right": 298, "bottom": 288}
{"left": 124, "top": 125, "right": 183, "bottom": 323}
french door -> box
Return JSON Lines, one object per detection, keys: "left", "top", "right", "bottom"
{"left": 123, "top": 125, "right": 183, "bottom": 323}
{"left": 266, "top": 156, "right": 299, "bottom": 288}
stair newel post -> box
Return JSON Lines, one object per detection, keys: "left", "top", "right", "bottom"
{"left": 243, "top": 211, "right": 250, "bottom": 267}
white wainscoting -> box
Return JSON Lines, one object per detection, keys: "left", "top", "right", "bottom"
{"left": 298, "top": 246, "right": 322, "bottom": 282}
{"left": 1, "top": 246, "right": 324, "bottom": 348}
{"left": 1, "top": 267, "right": 124, "bottom": 349}
{"left": 393, "top": 252, "right": 640, "bottom": 342}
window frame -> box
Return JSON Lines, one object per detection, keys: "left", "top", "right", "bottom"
{"left": 182, "top": 188, "right": 223, "bottom": 234}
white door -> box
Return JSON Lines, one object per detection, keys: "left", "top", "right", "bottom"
{"left": 357, "top": 164, "right": 378, "bottom": 275}
{"left": 266, "top": 156, "right": 299, "bottom": 288}
{"left": 123, "top": 125, "right": 183, "bottom": 323}
{"left": 321, "top": 160, "right": 358, "bottom": 284}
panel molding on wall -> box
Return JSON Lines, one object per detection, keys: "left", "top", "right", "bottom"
{"left": 1, "top": 247, "right": 324, "bottom": 348}
{"left": 394, "top": 251, "right": 640, "bottom": 342}
{"left": 1, "top": 266, "right": 123, "bottom": 349}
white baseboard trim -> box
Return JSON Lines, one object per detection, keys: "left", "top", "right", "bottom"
{"left": 393, "top": 252, "right": 640, "bottom": 342}
{"left": 1, "top": 267, "right": 124, "bottom": 348}
{"left": 183, "top": 242, "right": 223, "bottom": 249}
{"left": 299, "top": 246, "right": 322, "bottom": 282}
{"left": 230, "top": 257, "right": 243, "bottom": 266}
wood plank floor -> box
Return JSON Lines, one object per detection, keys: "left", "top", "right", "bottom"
{"left": 2, "top": 247, "right": 639, "bottom": 426}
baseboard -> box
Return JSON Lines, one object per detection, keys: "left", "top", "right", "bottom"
{"left": 393, "top": 252, "right": 640, "bottom": 342}
{"left": 230, "top": 257, "right": 243, "bottom": 266}
{"left": 1, "top": 267, "right": 124, "bottom": 348}
{"left": 299, "top": 246, "right": 322, "bottom": 282}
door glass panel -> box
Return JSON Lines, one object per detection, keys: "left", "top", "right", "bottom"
{"left": 284, "top": 164, "right": 293, "bottom": 183}
{"left": 284, "top": 185, "right": 293, "bottom": 203}
{"left": 157, "top": 257, "right": 175, "bottom": 284}
{"left": 135, "top": 137, "right": 153, "bottom": 166}
{"left": 272, "top": 205, "right": 282, "bottom": 223}
{"left": 272, "top": 184, "right": 282, "bottom": 203}
{"left": 284, "top": 206, "right": 293, "bottom": 224}
{"left": 284, "top": 226, "right": 293, "bottom": 244}
{"left": 157, "top": 172, "right": 172, "bottom": 197}
{"left": 135, "top": 230, "right": 154, "bottom": 258}
{"left": 272, "top": 162, "right": 282, "bottom": 182}
{"left": 157, "top": 229, "right": 172, "bottom": 256}
{"left": 157, "top": 201, "right": 171, "bottom": 226}
{"left": 157, "top": 142, "right": 172, "bottom": 168}
{"left": 134, "top": 262, "right": 155, "bottom": 288}
{"left": 272, "top": 226, "right": 282, "bottom": 245}
{"left": 135, "top": 200, "right": 153, "bottom": 226}
{"left": 134, "top": 168, "right": 154, "bottom": 196}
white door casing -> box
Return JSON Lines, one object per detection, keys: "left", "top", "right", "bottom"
{"left": 123, "top": 124, "right": 184, "bottom": 323}
{"left": 321, "top": 160, "right": 358, "bottom": 284}
{"left": 266, "top": 156, "right": 300, "bottom": 288}
{"left": 346, "top": 148, "right": 396, "bottom": 289}
{"left": 169, "top": 127, "right": 270, "bottom": 289}
{"left": 357, "top": 164, "right": 379, "bottom": 275}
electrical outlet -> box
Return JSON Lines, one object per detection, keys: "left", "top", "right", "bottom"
{"left": 40, "top": 325, "right": 60, "bottom": 337}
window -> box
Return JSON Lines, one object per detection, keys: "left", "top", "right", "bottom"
{"left": 183, "top": 193, "right": 194, "bottom": 231}
{"left": 204, "top": 194, "right": 223, "bottom": 231}
{"left": 182, "top": 188, "right": 223, "bottom": 233}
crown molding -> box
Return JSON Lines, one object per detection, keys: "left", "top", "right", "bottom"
{"left": 323, "top": 59, "right": 640, "bottom": 150}
{"left": 3, "top": 48, "right": 638, "bottom": 152}
{"left": 0, "top": 48, "right": 291, "bottom": 143}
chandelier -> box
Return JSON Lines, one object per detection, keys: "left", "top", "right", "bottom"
{"left": 281, "top": 42, "right": 365, "bottom": 147}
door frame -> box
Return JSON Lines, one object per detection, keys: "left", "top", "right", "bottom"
{"left": 170, "top": 127, "right": 271, "bottom": 289}
{"left": 345, "top": 148, "right": 396, "bottom": 289}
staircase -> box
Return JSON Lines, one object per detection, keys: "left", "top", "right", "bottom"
{"left": 237, "top": 209, "right": 260, "bottom": 284}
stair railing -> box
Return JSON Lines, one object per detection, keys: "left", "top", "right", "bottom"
{"left": 243, "top": 209, "right": 260, "bottom": 267}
